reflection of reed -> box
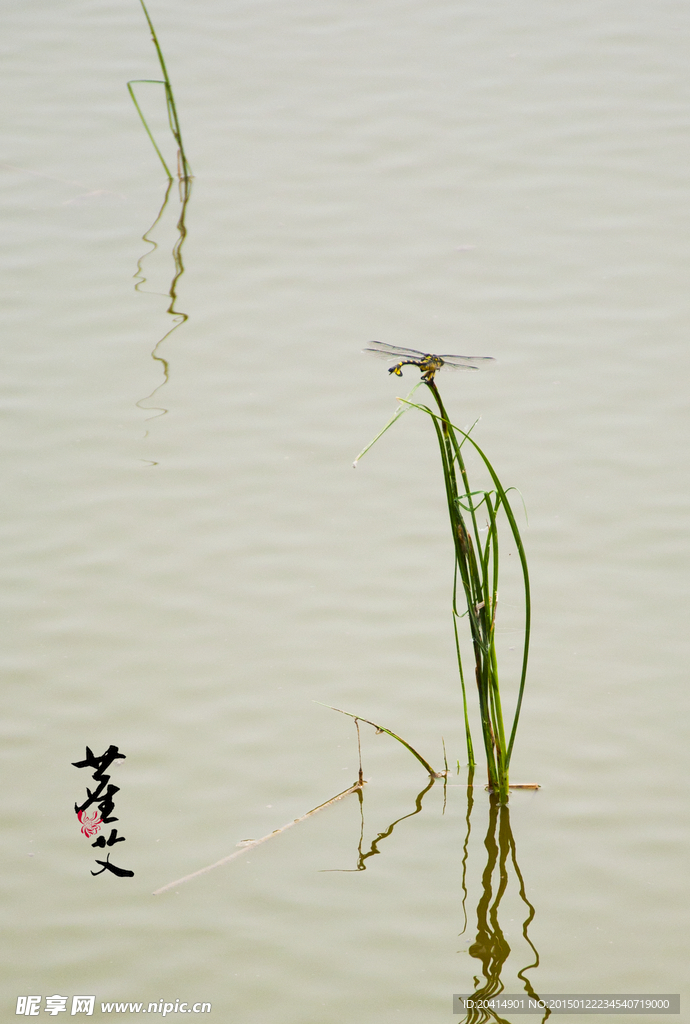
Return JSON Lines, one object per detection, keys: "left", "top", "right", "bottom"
{"left": 135, "top": 174, "right": 192, "bottom": 423}
{"left": 460, "top": 785, "right": 548, "bottom": 1024}
{"left": 327, "top": 769, "right": 546, "bottom": 1022}
{"left": 358, "top": 777, "right": 435, "bottom": 871}
{"left": 459, "top": 768, "right": 476, "bottom": 935}
{"left": 321, "top": 777, "right": 436, "bottom": 873}
{"left": 128, "top": 0, "right": 192, "bottom": 428}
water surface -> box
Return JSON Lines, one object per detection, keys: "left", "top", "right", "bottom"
{"left": 2, "top": 0, "right": 689, "bottom": 1020}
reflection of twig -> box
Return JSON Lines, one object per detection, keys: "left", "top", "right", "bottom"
{"left": 321, "top": 785, "right": 366, "bottom": 874}
{"left": 324, "top": 776, "right": 436, "bottom": 873}
{"left": 356, "top": 777, "right": 435, "bottom": 872}
{"left": 355, "top": 719, "right": 364, "bottom": 785}
{"left": 153, "top": 779, "right": 366, "bottom": 895}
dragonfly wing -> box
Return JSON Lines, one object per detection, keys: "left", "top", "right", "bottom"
{"left": 364, "top": 341, "right": 429, "bottom": 359}
{"left": 365, "top": 342, "right": 495, "bottom": 370}
{"left": 438, "top": 355, "right": 495, "bottom": 369}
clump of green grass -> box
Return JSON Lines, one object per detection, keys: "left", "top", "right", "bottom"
{"left": 357, "top": 347, "right": 530, "bottom": 803}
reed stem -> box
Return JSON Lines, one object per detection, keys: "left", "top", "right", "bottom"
{"left": 128, "top": 0, "right": 191, "bottom": 181}
{"left": 402, "top": 380, "right": 530, "bottom": 803}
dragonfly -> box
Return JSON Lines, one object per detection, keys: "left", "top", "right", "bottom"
{"left": 365, "top": 341, "right": 495, "bottom": 383}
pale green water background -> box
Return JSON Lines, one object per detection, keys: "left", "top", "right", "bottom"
{"left": 1, "top": 0, "right": 689, "bottom": 1021}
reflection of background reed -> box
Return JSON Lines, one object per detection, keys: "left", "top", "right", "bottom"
{"left": 134, "top": 177, "right": 192, "bottom": 422}
{"left": 128, "top": 0, "right": 192, "bottom": 423}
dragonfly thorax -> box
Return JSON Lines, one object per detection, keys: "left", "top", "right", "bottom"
{"left": 390, "top": 354, "right": 445, "bottom": 382}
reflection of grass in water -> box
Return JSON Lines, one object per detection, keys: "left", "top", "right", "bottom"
{"left": 134, "top": 176, "right": 192, "bottom": 424}
{"left": 460, "top": 767, "right": 476, "bottom": 936}
{"left": 460, "top": 789, "right": 548, "bottom": 1024}
{"left": 126, "top": 1, "right": 193, "bottom": 428}
{"left": 154, "top": 740, "right": 545, "bottom": 1018}
{"left": 310, "top": 763, "right": 547, "bottom": 1014}
{"left": 355, "top": 369, "right": 531, "bottom": 804}
{"left": 321, "top": 776, "right": 436, "bottom": 873}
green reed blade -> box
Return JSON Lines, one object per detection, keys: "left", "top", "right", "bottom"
{"left": 452, "top": 585, "right": 476, "bottom": 767}
{"left": 127, "top": 80, "right": 174, "bottom": 178}
{"left": 315, "top": 703, "right": 444, "bottom": 778}
{"left": 352, "top": 381, "right": 423, "bottom": 466}
{"left": 128, "top": 0, "right": 191, "bottom": 180}
{"left": 400, "top": 395, "right": 531, "bottom": 772}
